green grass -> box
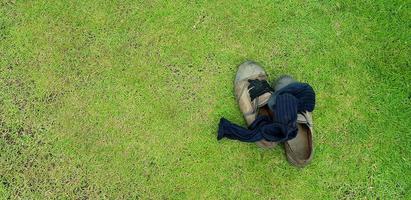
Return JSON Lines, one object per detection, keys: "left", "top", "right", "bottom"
{"left": 1, "top": 0, "right": 410, "bottom": 199}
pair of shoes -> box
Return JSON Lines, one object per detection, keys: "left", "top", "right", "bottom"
{"left": 234, "top": 61, "right": 313, "bottom": 167}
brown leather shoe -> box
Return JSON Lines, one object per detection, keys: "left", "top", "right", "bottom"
{"left": 273, "top": 75, "right": 314, "bottom": 167}
{"left": 284, "top": 111, "right": 314, "bottom": 167}
{"left": 234, "top": 61, "right": 276, "bottom": 149}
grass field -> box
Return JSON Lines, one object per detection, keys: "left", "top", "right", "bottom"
{"left": 1, "top": 0, "right": 410, "bottom": 199}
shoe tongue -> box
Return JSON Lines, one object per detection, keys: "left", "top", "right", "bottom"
{"left": 297, "top": 112, "right": 312, "bottom": 126}
{"left": 257, "top": 92, "right": 272, "bottom": 107}
{"left": 297, "top": 113, "right": 308, "bottom": 123}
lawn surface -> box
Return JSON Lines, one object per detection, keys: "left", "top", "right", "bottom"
{"left": 1, "top": 0, "right": 410, "bottom": 199}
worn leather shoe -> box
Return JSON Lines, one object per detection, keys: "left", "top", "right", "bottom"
{"left": 234, "top": 61, "right": 276, "bottom": 149}
{"left": 273, "top": 75, "right": 314, "bottom": 167}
